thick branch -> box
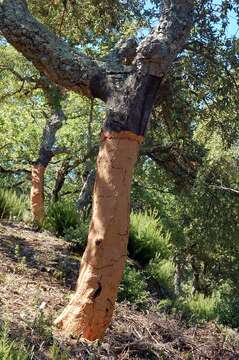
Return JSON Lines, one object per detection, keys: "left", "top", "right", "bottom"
{"left": 136, "top": 0, "right": 194, "bottom": 77}
{"left": 0, "top": 165, "right": 31, "bottom": 175}
{"left": 0, "top": 0, "right": 109, "bottom": 100}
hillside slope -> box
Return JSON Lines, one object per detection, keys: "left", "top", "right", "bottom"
{"left": 0, "top": 221, "right": 238, "bottom": 360}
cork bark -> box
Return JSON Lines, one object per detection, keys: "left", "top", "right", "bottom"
{"left": 54, "top": 131, "right": 142, "bottom": 340}
{"left": 31, "top": 164, "right": 45, "bottom": 223}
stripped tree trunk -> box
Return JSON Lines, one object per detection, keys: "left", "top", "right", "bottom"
{"left": 31, "top": 79, "right": 65, "bottom": 223}
{"left": 55, "top": 132, "right": 142, "bottom": 340}
{"left": 31, "top": 163, "right": 45, "bottom": 223}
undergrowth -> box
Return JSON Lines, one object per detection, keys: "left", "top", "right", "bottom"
{"left": 0, "top": 324, "right": 28, "bottom": 360}
{"left": 0, "top": 189, "right": 28, "bottom": 222}
{"left": 128, "top": 210, "right": 171, "bottom": 265}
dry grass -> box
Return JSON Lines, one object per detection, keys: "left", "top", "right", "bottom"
{"left": 0, "top": 221, "right": 238, "bottom": 359}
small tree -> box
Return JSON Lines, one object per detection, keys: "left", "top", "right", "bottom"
{"left": 31, "top": 78, "right": 66, "bottom": 224}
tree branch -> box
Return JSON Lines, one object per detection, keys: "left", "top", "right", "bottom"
{"left": 0, "top": 79, "right": 26, "bottom": 102}
{"left": 0, "top": 0, "right": 109, "bottom": 101}
{"left": 210, "top": 185, "right": 239, "bottom": 198}
{"left": 0, "top": 165, "right": 31, "bottom": 175}
{"left": 135, "top": 0, "right": 194, "bottom": 77}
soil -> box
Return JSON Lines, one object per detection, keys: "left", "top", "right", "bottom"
{"left": 0, "top": 221, "right": 238, "bottom": 359}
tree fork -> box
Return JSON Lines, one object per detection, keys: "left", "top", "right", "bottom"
{"left": 54, "top": 131, "right": 143, "bottom": 340}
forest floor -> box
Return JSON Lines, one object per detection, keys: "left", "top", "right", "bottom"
{"left": 0, "top": 221, "right": 239, "bottom": 360}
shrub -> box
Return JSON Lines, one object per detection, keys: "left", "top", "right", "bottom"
{"left": 0, "top": 324, "right": 28, "bottom": 360}
{"left": 118, "top": 264, "right": 151, "bottom": 310}
{"left": 0, "top": 189, "right": 28, "bottom": 221}
{"left": 147, "top": 258, "right": 175, "bottom": 297}
{"left": 157, "top": 298, "right": 174, "bottom": 313}
{"left": 216, "top": 284, "right": 239, "bottom": 328}
{"left": 128, "top": 210, "right": 171, "bottom": 265}
{"left": 64, "top": 221, "right": 89, "bottom": 252}
{"left": 175, "top": 293, "right": 217, "bottom": 324}
{"left": 44, "top": 200, "right": 80, "bottom": 237}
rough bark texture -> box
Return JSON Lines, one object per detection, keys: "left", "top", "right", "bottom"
{"left": 135, "top": 0, "right": 194, "bottom": 77}
{"left": 30, "top": 82, "right": 66, "bottom": 221}
{"left": 0, "top": 0, "right": 109, "bottom": 100}
{"left": 54, "top": 131, "right": 141, "bottom": 340}
{"left": 76, "top": 170, "right": 96, "bottom": 211}
{"left": 31, "top": 164, "right": 45, "bottom": 223}
{"left": 52, "top": 159, "right": 71, "bottom": 202}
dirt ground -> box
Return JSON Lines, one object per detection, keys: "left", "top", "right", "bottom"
{"left": 0, "top": 221, "right": 238, "bottom": 359}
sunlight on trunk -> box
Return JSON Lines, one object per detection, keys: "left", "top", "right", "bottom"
{"left": 54, "top": 131, "right": 143, "bottom": 340}
{"left": 31, "top": 164, "right": 45, "bottom": 224}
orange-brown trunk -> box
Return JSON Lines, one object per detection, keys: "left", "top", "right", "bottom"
{"left": 54, "top": 131, "right": 142, "bottom": 340}
{"left": 31, "top": 164, "right": 45, "bottom": 223}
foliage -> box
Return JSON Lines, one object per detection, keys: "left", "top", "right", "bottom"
{"left": 174, "top": 294, "right": 218, "bottom": 324}
{"left": 44, "top": 200, "right": 79, "bottom": 237}
{"left": 216, "top": 284, "right": 239, "bottom": 329}
{"left": 147, "top": 258, "right": 175, "bottom": 297}
{"left": 128, "top": 211, "right": 171, "bottom": 265}
{"left": 64, "top": 221, "right": 89, "bottom": 252}
{"left": 0, "top": 189, "right": 28, "bottom": 221}
{"left": 0, "top": 324, "right": 28, "bottom": 360}
{"left": 118, "top": 264, "right": 151, "bottom": 310}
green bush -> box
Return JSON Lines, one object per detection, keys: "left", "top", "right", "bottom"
{"left": 128, "top": 210, "right": 171, "bottom": 265}
{"left": 0, "top": 189, "right": 28, "bottom": 221}
{"left": 0, "top": 324, "right": 28, "bottom": 360}
{"left": 118, "top": 264, "right": 151, "bottom": 310}
{"left": 216, "top": 284, "right": 239, "bottom": 328}
{"left": 175, "top": 293, "right": 217, "bottom": 324}
{"left": 147, "top": 258, "right": 175, "bottom": 297}
{"left": 44, "top": 200, "right": 80, "bottom": 237}
{"left": 157, "top": 298, "right": 174, "bottom": 313}
{"left": 64, "top": 221, "right": 89, "bottom": 252}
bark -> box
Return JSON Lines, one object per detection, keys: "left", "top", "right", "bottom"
{"left": 52, "top": 159, "right": 71, "bottom": 202}
{"left": 135, "top": 1, "right": 194, "bottom": 77}
{"left": 0, "top": 0, "right": 109, "bottom": 100}
{"left": 30, "top": 80, "right": 66, "bottom": 222}
{"left": 174, "top": 257, "right": 183, "bottom": 297}
{"left": 76, "top": 170, "right": 96, "bottom": 212}
{"left": 31, "top": 163, "right": 45, "bottom": 223}
{"left": 54, "top": 131, "right": 141, "bottom": 340}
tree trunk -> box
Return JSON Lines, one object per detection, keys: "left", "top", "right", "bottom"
{"left": 54, "top": 131, "right": 142, "bottom": 340}
{"left": 174, "top": 259, "right": 183, "bottom": 297}
{"left": 31, "top": 163, "right": 45, "bottom": 224}
{"left": 76, "top": 170, "right": 96, "bottom": 212}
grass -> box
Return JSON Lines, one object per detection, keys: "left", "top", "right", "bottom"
{"left": 0, "top": 189, "right": 28, "bottom": 222}
{"left": 128, "top": 210, "right": 171, "bottom": 266}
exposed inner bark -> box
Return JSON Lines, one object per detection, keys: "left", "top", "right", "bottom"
{"left": 54, "top": 131, "right": 142, "bottom": 340}
{"left": 31, "top": 164, "right": 45, "bottom": 223}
